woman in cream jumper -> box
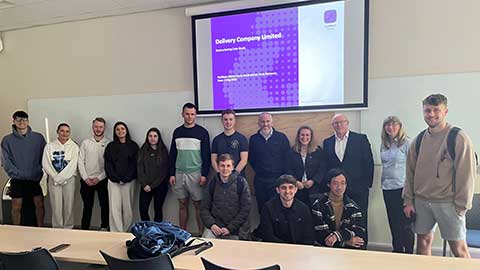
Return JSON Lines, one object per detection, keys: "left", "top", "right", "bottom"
{"left": 42, "top": 123, "right": 79, "bottom": 229}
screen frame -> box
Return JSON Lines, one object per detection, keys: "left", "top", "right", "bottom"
{"left": 191, "top": 0, "right": 369, "bottom": 115}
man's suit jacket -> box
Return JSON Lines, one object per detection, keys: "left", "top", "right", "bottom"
{"left": 323, "top": 131, "right": 374, "bottom": 193}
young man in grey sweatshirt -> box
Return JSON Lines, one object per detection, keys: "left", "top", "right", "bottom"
{"left": 403, "top": 94, "right": 476, "bottom": 258}
{"left": 1, "top": 111, "right": 46, "bottom": 226}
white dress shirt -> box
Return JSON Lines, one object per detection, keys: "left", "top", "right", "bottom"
{"left": 335, "top": 131, "right": 350, "bottom": 162}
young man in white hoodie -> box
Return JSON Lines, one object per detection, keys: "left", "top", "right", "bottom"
{"left": 42, "top": 123, "right": 79, "bottom": 229}
{"left": 78, "top": 117, "right": 110, "bottom": 230}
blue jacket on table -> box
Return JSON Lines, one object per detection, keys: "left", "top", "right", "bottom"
{"left": 248, "top": 128, "right": 290, "bottom": 178}
{"left": 258, "top": 196, "right": 314, "bottom": 245}
{"left": 311, "top": 193, "right": 366, "bottom": 248}
{"left": 323, "top": 131, "right": 374, "bottom": 193}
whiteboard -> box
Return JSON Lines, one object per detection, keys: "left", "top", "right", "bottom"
{"left": 27, "top": 91, "right": 221, "bottom": 148}
{"left": 27, "top": 91, "right": 226, "bottom": 229}
{"left": 361, "top": 72, "right": 480, "bottom": 164}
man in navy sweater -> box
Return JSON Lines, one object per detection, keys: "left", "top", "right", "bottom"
{"left": 249, "top": 112, "right": 290, "bottom": 214}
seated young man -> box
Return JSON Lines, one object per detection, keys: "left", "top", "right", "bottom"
{"left": 311, "top": 168, "right": 366, "bottom": 249}
{"left": 200, "top": 154, "right": 252, "bottom": 240}
{"left": 257, "top": 174, "right": 314, "bottom": 245}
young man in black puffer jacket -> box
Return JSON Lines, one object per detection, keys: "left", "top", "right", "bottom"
{"left": 200, "top": 154, "right": 252, "bottom": 240}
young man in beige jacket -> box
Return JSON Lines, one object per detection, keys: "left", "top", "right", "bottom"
{"left": 403, "top": 94, "right": 476, "bottom": 258}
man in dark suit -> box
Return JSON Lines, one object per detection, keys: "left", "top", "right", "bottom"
{"left": 323, "top": 113, "right": 374, "bottom": 245}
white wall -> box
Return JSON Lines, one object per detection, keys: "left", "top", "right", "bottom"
{"left": 1, "top": 0, "right": 480, "bottom": 249}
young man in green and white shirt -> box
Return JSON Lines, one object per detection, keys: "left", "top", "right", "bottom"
{"left": 169, "top": 103, "right": 211, "bottom": 234}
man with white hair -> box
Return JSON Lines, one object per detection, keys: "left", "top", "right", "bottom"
{"left": 323, "top": 113, "right": 374, "bottom": 246}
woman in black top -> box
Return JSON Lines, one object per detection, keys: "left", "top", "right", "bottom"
{"left": 287, "top": 126, "right": 327, "bottom": 207}
{"left": 104, "top": 121, "right": 139, "bottom": 232}
{"left": 137, "top": 127, "right": 169, "bottom": 222}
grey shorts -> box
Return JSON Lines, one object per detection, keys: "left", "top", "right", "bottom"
{"left": 413, "top": 198, "right": 466, "bottom": 241}
{"left": 172, "top": 171, "right": 204, "bottom": 201}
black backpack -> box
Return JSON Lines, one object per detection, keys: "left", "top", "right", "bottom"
{"left": 415, "top": 127, "right": 477, "bottom": 192}
{"left": 208, "top": 173, "right": 245, "bottom": 198}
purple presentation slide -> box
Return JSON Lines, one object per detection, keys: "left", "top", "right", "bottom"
{"left": 210, "top": 8, "right": 299, "bottom": 110}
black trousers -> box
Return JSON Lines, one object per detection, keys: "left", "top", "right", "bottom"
{"left": 347, "top": 190, "right": 369, "bottom": 249}
{"left": 254, "top": 175, "right": 279, "bottom": 215}
{"left": 383, "top": 188, "right": 415, "bottom": 253}
{"left": 80, "top": 179, "right": 109, "bottom": 230}
{"left": 139, "top": 182, "right": 168, "bottom": 222}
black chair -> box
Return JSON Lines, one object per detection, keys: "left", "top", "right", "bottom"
{"left": 201, "top": 257, "right": 280, "bottom": 270}
{"left": 0, "top": 248, "right": 59, "bottom": 270}
{"left": 99, "top": 250, "right": 174, "bottom": 270}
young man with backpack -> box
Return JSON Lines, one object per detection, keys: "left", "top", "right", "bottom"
{"left": 403, "top": 94, "right": 476, "bottom": 258}
{"left": 200, "top": 153, "right": 252, "bottom": 240}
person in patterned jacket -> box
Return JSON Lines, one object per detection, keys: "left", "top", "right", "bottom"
{"left": 311, "top": 168, "right": 367, "bottom": 249}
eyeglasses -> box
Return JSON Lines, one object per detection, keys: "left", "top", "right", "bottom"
{"left": 332, "top": 120, "right": 348, "bottom": 126}
{"left": 14, "top": 117, "right": 28, "bottom": 122}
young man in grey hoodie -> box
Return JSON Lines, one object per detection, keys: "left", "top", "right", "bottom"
{"left": 1, "top": 111, "right": 46, "bottom": 226}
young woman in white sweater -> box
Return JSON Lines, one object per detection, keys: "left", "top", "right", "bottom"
{"left": 42, "top": 123, "right": 79, "bottom": 229}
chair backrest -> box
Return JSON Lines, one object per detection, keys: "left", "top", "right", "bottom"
{"left": 466, "top": 194, "right": 480, "bottom": 230}
{"left": 201, "top": 257, "right": 280, "bottom": 270}
{"left": 99, "top": 250, "right": 174, "bottom": 270}
{"left": 0, "top": 248, "right": 59, "bottom": 270}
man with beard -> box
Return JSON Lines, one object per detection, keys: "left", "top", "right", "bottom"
{"left": 249, "top": 112, "right": 290, "bottom": 213}
{"left": 403, "top": 94, "right": 476, "bottom": 258}
{"left": 78, "top": 117, "right": 110, "bottom": 230}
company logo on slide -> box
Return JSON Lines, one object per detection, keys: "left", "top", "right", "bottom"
{"left": 324, "top": 10, "right": 337, "bottom": 24}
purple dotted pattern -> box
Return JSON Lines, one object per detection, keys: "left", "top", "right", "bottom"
{"left": 210, "top": 8, "right": 299, "bottom": 110}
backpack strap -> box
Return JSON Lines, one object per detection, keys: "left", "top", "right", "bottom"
{"left": 169, "top": 238, "right": 212, "bottom": 258}
{"left": 208, "top": 176, "right": 217, "bottom": 197}
{"left": 447, "top": 127, "right": 461, "bottom": 193}
{"left": 447, "top": 127, "right": 461, "bottom": 161}
{"left": 236, "top": 175, "right": 245, "bottom": 196}
{"left": 415, "top": 129, "right": 427, "bottom": 157}
{"left": 209, "top": 173, "right": 245, "bottom": 199}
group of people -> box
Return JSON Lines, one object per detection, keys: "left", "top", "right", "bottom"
{"left": 0, "top": 93, "right": 476, "bottom": 258}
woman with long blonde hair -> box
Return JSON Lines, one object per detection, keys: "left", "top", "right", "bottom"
{"left": 380, "top": 116, "right": 414, "bottom": 253}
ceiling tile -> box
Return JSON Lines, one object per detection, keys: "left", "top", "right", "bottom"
{"left": 0, "top": 0, "right": 233, "bottom": 31}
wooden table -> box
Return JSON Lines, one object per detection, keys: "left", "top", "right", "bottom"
{"left": 2, "top": 225, "right": 480, "bottom": 270}
{"left": 0, "top": 225, "right": 132, "bottom": 265}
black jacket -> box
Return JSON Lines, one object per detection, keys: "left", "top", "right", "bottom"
{"left": 104, "top": 141, "right": 139, "bottom": 183}
{"left": 259, "top": 196, "right": 314, "bottom": 245}
{"left": 248, "top": 129, "right": 290, "bottom": 178}
{"left": 286, "top": 146, "right": 327, "bottom": 193}
{"left": 311, "top": 193, "right": 366, "bottom": 248}
{"left": 200, "top": 173, "right": 252, "bottom": 236}
{"left": 137, "top": 146, "right": 169, "bottom": 189}
{"left": 323, "top": 131, "right": 374, "bottom": 193}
